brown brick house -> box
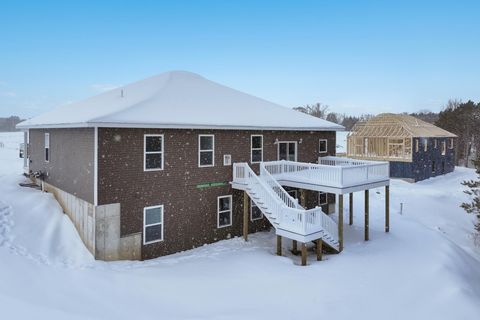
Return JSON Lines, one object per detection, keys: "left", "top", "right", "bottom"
{"left": 18, "top": 71, "right": 390, "bottom": 264}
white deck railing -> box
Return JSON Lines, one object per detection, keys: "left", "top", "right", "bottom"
{"left": 263, "top": 158, "right": 389, "bottom": 188}
{"left": 233, "top": 163, "right": 339, "bottom": 243}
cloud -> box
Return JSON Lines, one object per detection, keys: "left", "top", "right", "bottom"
{"left": 90, "top": 83, "right": 118, "bottom": 93}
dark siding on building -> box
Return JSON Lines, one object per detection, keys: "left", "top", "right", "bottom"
{"left": 29, "top": 128, "right": 95, "bottom": 203}
{"left": 97, "top": 128, "right": 336, "bottom": 259}
{"left": 390, "top": 137, "right": 455, "bottom": 182}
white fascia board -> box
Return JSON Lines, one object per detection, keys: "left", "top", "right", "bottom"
{"left": 18, "top": 121, "right": 345, "bottom": 131}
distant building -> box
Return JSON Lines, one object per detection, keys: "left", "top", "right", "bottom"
{"left": 347, "top": 113, "right": 457, "bottom": 182}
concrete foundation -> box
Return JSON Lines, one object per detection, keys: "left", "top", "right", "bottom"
{"left": 43, "top": 182, "right": 141, "bottom": 261}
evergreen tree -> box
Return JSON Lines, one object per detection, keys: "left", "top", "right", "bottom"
{"left": 461, "top": 154, "right": 480, "bottom": 245}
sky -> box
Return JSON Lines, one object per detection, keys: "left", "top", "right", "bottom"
{"left": 0, "top": 0, "right": 479, "bottom": 119}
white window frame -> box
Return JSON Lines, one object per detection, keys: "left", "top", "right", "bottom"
{"left": 318, "top": 192, "right": 328, "bottom": 205}
{"left": 250, "top": 199, "right": 263, "bottom": 221}
{"left": 287, "top": 189, "right": 298, "bottom": 199}
{"left": 44, "top": 133, "right": 50, "bottom": 163}
{"left": 144, "top": 134, "right": 164, "bottom": 171}
{"left": 198, "top": 134, "right": 215, "bottom": 167}
{"left": 251, "top": 135, "right": 263, "bottom": 163}
{"left": 319, "top": 139, "right": 328, "bottom": 154}
{"left": 217, "top": 195, "right": 232, "bottom": 228}
{"left": 277, "top": 141, "right": 298, "bottom": 161}
{"left": 143, "top": 204, "right": 164, "bottom": 245}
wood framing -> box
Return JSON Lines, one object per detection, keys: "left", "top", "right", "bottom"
{"left": 347, "top": 113, "right": 456, "bottom": 163}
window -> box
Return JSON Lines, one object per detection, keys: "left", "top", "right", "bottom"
{"left": 415, "top": 139, "right": 419, "bottom": 153}
{"left": 423, "top": 138, "right": 428, "bottom": 152}
{"left": 143, "top": 205, "right": 164, "bottom": 244}
{"left": 199, "top": 135, "right": 214, "bottom": 167}
{"left": 251, "top": 135, "right": 263, "bottom": 163}
{"left": 44, "top": 133, "right": 50, "bottom": 162}
{"left": 217, "top": 195, "right": 232, "bottom": 228}
{"left": 388, "top": 138, "right": 405, "bottom": 158}
{"left": 449, "top": 138, "right": 454, "bottom": 149}
{"left": 278, "top": 142, "right": 297, "bottom": 161}
{"left": 434, "top": 139, "right": 438, "bottom": 148}
{"left": 287, "top": 189, "right": 298, "bottom": 199}
{"left": 441, "top": 141, "right": 446, "bottom": 155}
{"left": 144, "top": 134, "right": 164, "bottom": 171}
{"left": 319, "top": 139, "right": 328, "bottom": 153}
{"left": 318, "top": 192, "right": 327, "bottom": 205}
{"left": 250, "top": 199, "right": 263, "bottom": 221}
{"left": 432, "top": 160, "right": 436, "bottom": 173}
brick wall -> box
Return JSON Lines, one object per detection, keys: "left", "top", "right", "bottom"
{"left": 98, "top": 128, "right": 336, "bottom": 259}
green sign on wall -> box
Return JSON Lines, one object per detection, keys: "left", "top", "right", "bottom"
{"left": 196, "top": 181, "right": 229, "bottom": 189}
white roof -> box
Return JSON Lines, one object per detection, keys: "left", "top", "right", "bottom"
{"left": 17, "top": 71, "right": 344, "bottom": 131}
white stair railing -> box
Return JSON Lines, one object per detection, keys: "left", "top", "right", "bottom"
{"left": 233, "top": 163, "right": 339, "bottom": 249}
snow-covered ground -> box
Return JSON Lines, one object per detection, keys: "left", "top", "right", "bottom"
{"left": 0, "top": 131, "right": 479, "bottom": 320}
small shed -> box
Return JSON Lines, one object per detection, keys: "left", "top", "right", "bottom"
{"left": 347, "top": 113, "right": 457, "bottom": 182}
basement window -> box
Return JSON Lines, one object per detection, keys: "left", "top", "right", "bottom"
{"left": 432, "top": 160, "right": 436, "bottom": 173}
{"left": 250, "top": 199, "right": 263, "bottom": 221}
{"left": 251, "top": 135, "right": 263, "bottom": 163}
{"left": 199, "top": 134, "right": 214, "bottom": 167}
{"left": 44, "top": 133, "right": 50, "bottom": 162}
{"left": 144, "top": 134, "right": 164, "bottom": 171}
{"left": 143, "top": 205, "right": 164, "bottom": 244}
{"left": 217, "top": 195, "right": 232, "bottom": 228}
{"left": 319, "top": 139, "right": 328, "bottom": 153}
{"left": 319, "top": 192, "right": 327, "bottom": 205}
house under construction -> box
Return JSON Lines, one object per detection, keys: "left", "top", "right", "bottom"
{"left": 347, "top": 113, "right": 457, "bottom": 182}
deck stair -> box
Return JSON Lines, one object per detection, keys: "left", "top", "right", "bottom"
{"left": 232, "top": 162, "right": 339, "bottom": 252}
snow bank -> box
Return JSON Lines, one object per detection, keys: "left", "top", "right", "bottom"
{"left": 0, "top": 134, "right": 479, "bottom": 320}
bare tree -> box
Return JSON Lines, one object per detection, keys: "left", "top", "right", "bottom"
{"left": 294, "top": 103, "right": 329, "bottom": 119}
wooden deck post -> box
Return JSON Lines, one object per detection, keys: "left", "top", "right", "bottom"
{"left": 243, "top": 191, "right": 248, "bottom": 241}
{"left": 300, "top": 189, "right": 306, "bottom": 207}
{"left": 365, "top": 189, "right": 369, "bottom": 241}
{"left": 301, "top": 242, "right": 307, "bottom": 266}
{"left": 316, "top": 239, "right": 323, "bottom": 261}
{"left": 338, "top": 194, "right": 344, "bottom": 252}
{"left": 349, "top": 192, "right": 353, "bottom": 225}
{"left": 276, "top": 235, "right": 282, "bottom": 256}
{"left": 291, "top": 240, "right": 299, "bottom": 255}
{"left": 385, "top": 185, "right": 390, "bottom": 233}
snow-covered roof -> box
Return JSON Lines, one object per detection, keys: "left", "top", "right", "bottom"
{"left": 17, "top": 71, "right": 344, "bottom": 131}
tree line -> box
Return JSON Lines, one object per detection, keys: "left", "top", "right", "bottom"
{"left": 0, "top": 116, "right": 23, "bottom": 132}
